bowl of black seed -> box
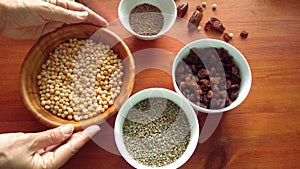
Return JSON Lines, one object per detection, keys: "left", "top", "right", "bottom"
{"left": 114, "top": 88, "right": 199, "bottom": 168}
{"left": 118, "top": 0, "right": 176, "bottom": 40}
{"left": 172, "top": 39, "right": 252, "bottom": 114}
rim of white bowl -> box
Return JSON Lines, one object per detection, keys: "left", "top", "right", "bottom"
{"left": 114, "top": 88, "right": 199, "bottom": 169}
{"left": 117, "top": 0, "right": 177, "bottom": 40}
{"left": 172, "top": 39, "right": 252, "bottom": 114}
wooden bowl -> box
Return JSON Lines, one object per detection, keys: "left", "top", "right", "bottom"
{"left": 20, "top": 24, "right": 135, "bottom": 130}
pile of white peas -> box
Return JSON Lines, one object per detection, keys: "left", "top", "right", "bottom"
{"left": 37, "top": 38, "right": 124, "bottom": 121}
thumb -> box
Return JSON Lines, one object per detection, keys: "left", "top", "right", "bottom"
{"left": 39, "top": 125, "right": 101, "bottom": 169}
{"left": 29, "top": 124, "right": 74, "bottom": 152}
{"left": 40, "top": 3, "right": 89, "bottom": 24}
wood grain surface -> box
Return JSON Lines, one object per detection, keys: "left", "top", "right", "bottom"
{"left": 0, "top": 0, "right": 300, "bottom": 168}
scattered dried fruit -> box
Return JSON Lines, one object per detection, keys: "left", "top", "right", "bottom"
{"left": 204, "top": 17, "right": 225, "bottom": 33}
{"left": 240, "top": 31, "right": 249, "bottom": 38}
{"left": 177, "top": 2, "right": 188, "bottom": 18}
{"left": 223, "top": 33, "right": 232, "bottom": 42}
{"left": 183, "top": 3, "right": 247, "bottom": 43}
{"left": 188, "top": 9, "right": 203, "bottom": 29}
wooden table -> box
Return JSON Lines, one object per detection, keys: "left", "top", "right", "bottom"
{"left": 1, "top": 0, "right": 300, "bottom": 168}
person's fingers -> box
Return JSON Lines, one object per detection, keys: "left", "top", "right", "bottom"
{"left": 40, "top": 125, "right": 100, "bottom": 169}
{"left": 49, "top": 0, "right": 86, "bottom": 11}
{"left": 41, "top": 21, "right": 65, "bottom": 36}
{"left": 55, "top": 0, "right": 108, "bottom": 26}
{"left": 28, "top": 124, "right": 74, "bottom": 152}
{"left": 45, "top": 0, "right": 108, "bottom": 26}
{"left": 38, "top": 2, "right": 89, "bottom": 24}
{"left": 36, "top": 148, "right": 46, "bottom": 155}
{"left": 45, "top": 143, "right": 61, "bottom": 152}
{"left": 56, "top": 125, "right": 100, "bottom": 155}
{"left": 85, "top": 8, "right": 109, "bottom": 27}
{"left": 36, "top": 143, "right": 61, "bottom": 155}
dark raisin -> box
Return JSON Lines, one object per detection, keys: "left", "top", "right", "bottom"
{"left": 240, "top": 31, "right": 249, "bottom": 38}
{"left": 198, "top": 69, "right": 209, "bottom": 79}
{"left": 232, "top": 66, "right": 239, "bottom": 75}
{"left": 190, "top": 65, "right": 198, "bottom": 75}
{"left": 229, "top": 75, "right": 241, "bottom": 84}
{"left": 225, "top": 97, "right": 233, "bottom": 106}
{"left": 230, "top": 91, "right": 239, "bottom": 101}
{"left": 226, "top": 80, "right": 232, "bottom": 89}
{"left": 223, "top": 33, "right": 232, "bottom": 42}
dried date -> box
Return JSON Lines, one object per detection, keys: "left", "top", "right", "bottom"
{"left": 204, "top": 17, "right": 225, "bottom": 33}
{"left": 177, "top": 2, "right": 188, "bottom": 18}
{"left": 188, "top": 10, "right": 203, "bottom": 29}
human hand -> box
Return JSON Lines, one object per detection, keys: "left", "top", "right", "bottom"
{"left": 0, "top": 124, "right": 100, "bottom": 169}
{"left": 0, "top": 0, "right": 108, "bottom": 39}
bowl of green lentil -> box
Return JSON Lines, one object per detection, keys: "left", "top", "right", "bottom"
{"left": 20, "top": 24, "right": 135, "bottom": 130}
{"left": 114, "top": 88, "right": 199, "bottom": 169}
{"left": 118, "top": 0, "right": 177, "bottom": 40}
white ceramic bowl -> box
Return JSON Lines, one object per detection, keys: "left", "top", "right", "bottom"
{"left": 172, "top": 39, "right": 252, "bottom": 114}
{"left": 118, "top": 0, "right": 176, "bottom": 40}
{"left": 114, "top": 88, "right": 199, "bottom": 169}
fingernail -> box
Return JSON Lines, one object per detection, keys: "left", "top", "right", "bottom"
{"left": 83, "top": 125, "right": 101, "bottom": 138}
{"left": 60, "top": 124, "right": 74, "bottom": 135}
{"left": 104, "top": 20, "right": 109, "bottom": 27}
{"left": 102, "top": 18, "right": 109, "bottom": 27}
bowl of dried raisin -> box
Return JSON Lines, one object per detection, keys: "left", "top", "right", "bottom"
{"left": 172, "top": 39, "right": 252, "bottom": 113}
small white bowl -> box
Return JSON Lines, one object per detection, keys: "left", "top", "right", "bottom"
{"left": 172, "top": 39, "right": 252, "bottom": 114}
{"left": 114, "top": 88, "right": 199, "bottom": 169}
{"left": 118, "top": 0, "right": 176, "bottom": 40}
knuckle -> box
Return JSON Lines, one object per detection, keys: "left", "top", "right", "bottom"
{"left": 38, "top": 153, "right": 56, "bottom": 169}
{"left": 67, "top": 141, "right": 80, "bottom": 155}
{"left": 47, "top": 130, "right": 60, "bottom": 144}
{"left": 65, "top": 10, "right": 72, "bottom": 19}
